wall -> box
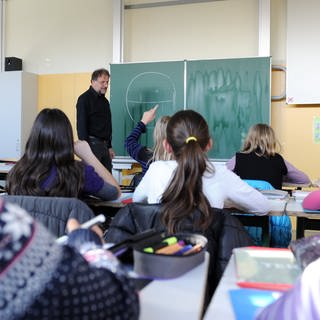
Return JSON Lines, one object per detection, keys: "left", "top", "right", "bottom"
{"left": 5, "top": 0, "right": 113, "bottom": 74}
{"left": 38, "top": 72, "right": 92, "bottom": 139}
{"left": 270, "top": 0, "right": 320, "bottom": 181}
{"left": 3, "top": 0, "right": 320, "bottom": 181}
{"left": 124, "top": 0, "right": 259, "bottom": 61}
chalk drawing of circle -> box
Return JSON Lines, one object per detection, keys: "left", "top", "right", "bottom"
{"left": 126, "top": 72, "right": 176, "bottom": 122}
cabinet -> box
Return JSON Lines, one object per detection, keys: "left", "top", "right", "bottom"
{"left": 0, "top": 71, "right": 38, "bottom": 160}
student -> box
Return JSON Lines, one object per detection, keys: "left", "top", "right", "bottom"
{"left": 0, "top": 197, "right": 139, "bottom": 320}
{"left": 125, "top": 105, "right": 171, "bottom": 176}
{"left": 133, "top": 110, "right": 270, "bottom": 215}
{"left": 256, "top": 257, "right": 320, "bottom": 320}
{"left": 6, "top": 108, "right": 121, "bottom": 200}
{"left": 226, "top": 123, "right": 310, "bottom": 189}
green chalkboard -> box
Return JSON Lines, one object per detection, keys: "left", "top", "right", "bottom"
{"left": 110, "top": 57, "right": 271, "bottom": 159}
{"left": 187, "top": 57, "right": 271, "bottom": 159}
{"left": 110, "top": 61, "right": 185, "bottom": 156}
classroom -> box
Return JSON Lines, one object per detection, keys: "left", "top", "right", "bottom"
{"left": 1, "top": 0, "right": 320, "bottom": 319}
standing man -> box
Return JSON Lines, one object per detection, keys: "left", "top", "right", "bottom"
{"left": 76, "top": 68, "right": 115, "bottom": 172}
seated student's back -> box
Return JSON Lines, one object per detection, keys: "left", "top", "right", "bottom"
{"left": 6, "top": 108, "right": 120, "bottom": 200}
{"left": 226, "top": 123, "right": 310, "bottom": 189}
{"left": 133, "top": 111, "right": 270, "bottom": 215}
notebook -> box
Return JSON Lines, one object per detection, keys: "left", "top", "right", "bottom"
{"left": 229, "top": 288, "right": 282, "bottom": 320}
{"left": 234, "top": 247, "right": 301, "bottom": 291}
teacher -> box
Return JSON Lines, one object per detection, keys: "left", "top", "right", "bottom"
{"left": 76, "top": 68, "right": 115, "bottom": 172}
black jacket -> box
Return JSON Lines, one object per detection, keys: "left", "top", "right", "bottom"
{"left": 105, "top": 203, "right": 253, "bottom": 308}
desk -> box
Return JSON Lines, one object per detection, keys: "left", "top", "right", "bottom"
{"left": 139, "top": 252, "right": 209, "bottom": 320}
{"left": 268, "top": 198, "right": 320, "bottom": 239}
{"left": 231, "top": 198, "right": 320, "bottom": 244}
{"left": 285, "top": 199, "right": 320, "bottom": 238}
{"left": 0, "top": 162, "right": 14, "bottom": 183}
{"left": 203, "top": 255, "right": 237, "bottom": 319}
{"left": 84, "top": 193, "right": 133, "bottom": 230}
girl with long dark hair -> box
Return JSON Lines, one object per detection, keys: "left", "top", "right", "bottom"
{"left": 6, "top": 108, "right": 120, "bottom": 200}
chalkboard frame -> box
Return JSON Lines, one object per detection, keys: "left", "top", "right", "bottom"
{"left": 110, "top": 57, "right": 271, "bottom": 160}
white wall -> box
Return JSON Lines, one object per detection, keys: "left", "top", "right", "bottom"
{"left": 5, "top": 0, "right": 113, "bottom": 74}
{"left": 124, "top": 0, "right": 259, "bottom": 62}
{"left": 4, "top": 0, "right": 262, "bottom": 73}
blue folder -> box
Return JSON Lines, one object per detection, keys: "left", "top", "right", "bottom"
{"left": 229, "top": 288, "right": 282, "bottom": 320}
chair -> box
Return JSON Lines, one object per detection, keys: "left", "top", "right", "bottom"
{"left": 0, "top": 195, "right": 95, "bottom": 238}
{"left": 104, "top": 202, "right": 253, "bottom": 312}
{"left": 233, "top": 180, "right": 292, "bottom": 247}
{"left": 129, "top": 172, "right": 144, "bottom": 189}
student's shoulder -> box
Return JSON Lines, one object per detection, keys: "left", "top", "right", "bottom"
{"left": 77, "top": 88, "right": 91, "bottom": 102}
{"left": 149, "top": 160, "right": 177, "bottom": 171}
{"left": 274, "top": 153, "right": 286, "bottom": 162}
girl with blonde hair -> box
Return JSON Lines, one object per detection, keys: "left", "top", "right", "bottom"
{"left": 227, "top": 123, "right": 310, "bottom": 189}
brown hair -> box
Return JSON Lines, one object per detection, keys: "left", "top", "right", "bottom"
{"left": 91, "top": 68, "right": 110, "bottom": 81}
{"left": 6, "top": 108, "right": 84, "bottom": 197}
{"left": 161, "top": 110, "right": 213, "bottom": 233}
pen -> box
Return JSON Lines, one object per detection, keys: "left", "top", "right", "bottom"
{"left": 182, "top": 243, "right": 202, "bottom": 255}
{"left": 156, "top": 240, "right": 185, "bottom": 255}
{"left": 174, "top": 244, "right": 193, "bottom": 256}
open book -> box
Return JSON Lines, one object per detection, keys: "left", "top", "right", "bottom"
{"left": 234, "top": 247, "right": 301, "bottom": 291}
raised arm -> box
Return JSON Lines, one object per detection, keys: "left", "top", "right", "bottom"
{"left": 74, "top": 140, "right": 121, "bottom": 197}
{"left": 125, "top": 105, "right": 158, "bottom": 161}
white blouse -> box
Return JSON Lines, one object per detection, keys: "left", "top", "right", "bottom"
{"left": 133, "top": 160, "right": 270, "bottom": 215}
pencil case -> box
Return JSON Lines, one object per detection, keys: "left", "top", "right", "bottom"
{"left": 108, "top": 230, "right": 208, "bottom": 279}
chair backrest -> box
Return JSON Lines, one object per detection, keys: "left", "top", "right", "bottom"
{"left": 129, "top": 172, "right": 144, "bottom": 189}
{"left": 243, "top": 179, "right": 274, "bottom": 190}
{"left": 0, "top": 195, "right": 95, "bottom": 238}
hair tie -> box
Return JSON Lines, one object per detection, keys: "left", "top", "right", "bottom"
{"left": 185, "top": 136, "right": 197, "bottom": 144}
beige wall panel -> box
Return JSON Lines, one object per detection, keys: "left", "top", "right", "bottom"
{"left": 38, "top": 73, "right": 91, "bottom": 138}
{"left": 124, "top": 0, "right": 259, "bottom": 62}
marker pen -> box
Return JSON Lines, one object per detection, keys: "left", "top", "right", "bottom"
{"left": 174, "top": 244, "right": 193, "bottom": 256}
{"left": 182, "top": 243, "right": 202, "bottom": 255}
{"left": 143, "top": 236, "right": 178, "bottom": 253}
{"left": 156, "top": 240, "right": 185, "bottom": 255}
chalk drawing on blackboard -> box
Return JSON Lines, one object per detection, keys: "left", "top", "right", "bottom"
{"left": 187, "top": 67, "right": 267, "bottom": 159}
{"left": 125, "top": 72, "right": 176, "bottom": 123}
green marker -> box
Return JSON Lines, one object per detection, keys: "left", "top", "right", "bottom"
{"left": 143, "top": 236, "right": 178, "bottom": 253}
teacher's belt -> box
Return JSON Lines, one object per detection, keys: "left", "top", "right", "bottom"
{"left": 88, "top": 135, "right": 108, "bottom": 144}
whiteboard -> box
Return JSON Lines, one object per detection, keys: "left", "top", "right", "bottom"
{"left": 286, "top": 0, "right": 320, "bottom": 104}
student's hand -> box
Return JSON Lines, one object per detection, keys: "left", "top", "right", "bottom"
{"left": 67, "top": 218, "right": 104, "bottom": 240}
{"left": 141, "top": 104, "right": 159, "bottom": 125}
